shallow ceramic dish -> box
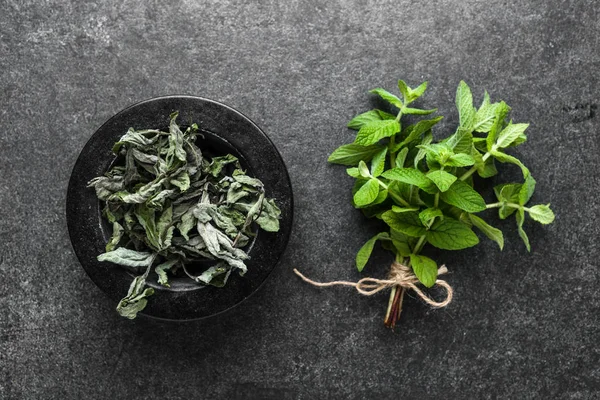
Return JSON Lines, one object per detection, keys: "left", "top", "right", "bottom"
{"left": 67, "top": 96, "right": 293, "bottom": 321}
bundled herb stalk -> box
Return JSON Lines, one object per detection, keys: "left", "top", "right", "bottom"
{"left": 88, "top": 113, "right": 281, "bottom": 319}
{"left": 296, "top": 80, "right": 555, "bottom": 328}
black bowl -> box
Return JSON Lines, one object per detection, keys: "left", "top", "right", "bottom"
{"left": 66, "top": 96, "right": 293, "bottom": 321}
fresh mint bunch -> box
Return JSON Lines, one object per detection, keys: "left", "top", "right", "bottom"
{"left": 88, "top": 113, "right": 281, "bottom": 319}
{"left": 328, "top": 80, "right": 555, "bottom": 327}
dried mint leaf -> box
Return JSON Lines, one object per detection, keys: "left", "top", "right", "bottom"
{"left": 88, "top": 112, "right": 281, "bottom": 319}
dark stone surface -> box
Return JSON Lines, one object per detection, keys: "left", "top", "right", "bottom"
{"left": 1, "top": 0, "right": 598, "bottom": 398}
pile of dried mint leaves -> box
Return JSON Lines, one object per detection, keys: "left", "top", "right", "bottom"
{"left": 88, "top": 112, "right": 281, "bottom": 319}
{"left": 312, "top": 79, "right": 555, "bottom": 327}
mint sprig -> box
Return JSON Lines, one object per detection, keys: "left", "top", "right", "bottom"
{"left": 328, "top": 79, "right": 555, "bottom": 327}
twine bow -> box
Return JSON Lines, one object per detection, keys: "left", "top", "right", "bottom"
{"left": 293, "top": 261, "right": 453, "bottom": 308}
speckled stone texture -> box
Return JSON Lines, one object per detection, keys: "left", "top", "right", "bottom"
{"left": 1, "top": 0, "right": 599, "bottom": 399}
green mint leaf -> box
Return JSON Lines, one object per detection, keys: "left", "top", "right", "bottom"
{"left": 391, "top": 117, "right": 444, "bottom": 152}
{"left": 473, "top": 91, "right": 497, "bottom": 132}
{"left": 395, "top": 147, "right": 409, "bottom": 168}
{"left": 376, "top": 110, "right": 397, "bottom": 120}
{"left": 527, "top": 204, "right": 555, "bottom": 224}
{"left": 414, "top": 132, "right": 433, "bottom": 168}
{"left": 494, "top": 183, "right": 522, "bottom": 203}
{"left": 494, "top": 183, "right": 522, "bottom": 219}
{"left": 426, "top": 170, "right": 457, "bottom": 192}
{"left": 328, "top": 143, "right": 384, "bottom": 166}
{"left": 516, "top": 208, "right": 531, "bottom": 251}
{"left": 408, "top": 116, "right": 444, "bottom": 139}
{"left": 445, "top": 128, "right": 473, "bottom": 154}
{"left": 355, "top": 119, "right": 401, "bottom": 146}
{"left": 402, "top": 107, "right": 437, "bottom": 115}
{"left": 473, "top": 137, "right": 487, "bottom": 152}
{"left": 397, "top": 80, "right": 411, "bottom": 104}
{"left": 358, "top": 160, "right": 371, "bottom": 178}
{"left": 509, "top": 134, "right": 528, "bottom": 148}
{"left": 495, "top": 122, "right": 529, "bottom": 149}
{"left": 468, "top": 214, "right": 504, "bottom": 250}
{"left": 409, "top": 254, "right": 438, "bottom": 288}
{"left": 381, "top": 210, "right": 427, "bottom": 237}
{"left": 352, "top": 178, "right": 368, "bottom": 195}
{"left": 491, "top": 150, "right": 530, "bottom": 178}
{"left": 97, "top": 248, "right": 156, "bottom": 268}
{"left": 370, "top": 147, "right": 388, "bottom": 177}
{"left": 410, "top": 81, "right": 428, "bottom": 100}
{"left": 370, "top": 190, "right": 389, "bottom": 207}
{"left": 473, "top": 150, "right": 498, "bottom": 178}
{"left": 353, "top": 178, "right": 380, "bottom": 207}
{"left": 439, "top": 180, "right": 486, "bottom": 212}
{"left": 427, "top": 218, "right": 479, "bottom": 250}
{"left": 356, "top": 189, "right": 388, "bottom": 210}
{"left": 381, "top": 168, "right": 438, "bottom": 194}
{"left": 346, "top": 167, "right": 360, "bottom": 178}
{"left": 391, "top": 205, "right": 420, "bottom": 213}
{"left": 397, "top": 80, "right": 428, "bottom": 104}
{"left": 370, "top": 88, "right": 403, "bottom": 108}
{"left": 456, "top": 81, "right": 476, "bottom": 131}
{"left": 445, "top": 153, "right": 476, "bottom": 167}
{"left": 347, "top": 110, "right": 384, "bottom": 130}
{"left": 347, "top": 109, "right": 395, "bottom": 130}
{"left": 486, "top": 101, "right": 510, "bottom": 151}
{"left": 419, "top": 207, "right": 443, "bottom": 227}
{"left": 390, "top": 229, "right": 415, "bottom": 257}
{"left": 356, "top": 232, "right": 390, "bottom": 272}
{"left": 360, "top": 205, "right": 389, "bottom": 219}
{"left": 518, "top": 175, "right": 536, "bottom": 205}
{"left": 418, "top": 143, "right": 453, "bottom": 165}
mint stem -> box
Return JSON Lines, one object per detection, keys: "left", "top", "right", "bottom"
{"left": 395, "top": 110, "right": 403, "bottom": 122}
{"left": 413, "top": 235, "right": 427, "bottom": 254}
{"left": 388, "top": 109, "right": 404, "bottom": 168}
{"left": 384, "top": 234, "right": 427, "bottom": 327}
{"left": 385, "top": 186, "right": 412, "bottom": 208}
{"left": 460, "top": 148, "right": 494, "bottom": 181}
{"left": 486, "top": 201, "right": 525, "bottom": 210}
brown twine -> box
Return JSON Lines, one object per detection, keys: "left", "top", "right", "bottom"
{"left": 293, "top": 261, "right": 453, "bottom": 308}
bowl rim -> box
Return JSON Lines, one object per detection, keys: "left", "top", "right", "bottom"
{"left": 66, "top": 95, "right": 294, "bottom": 321}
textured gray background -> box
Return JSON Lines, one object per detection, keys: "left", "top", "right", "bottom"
{"left": 1, "top": 0, "right": 599, "bottom": 399}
